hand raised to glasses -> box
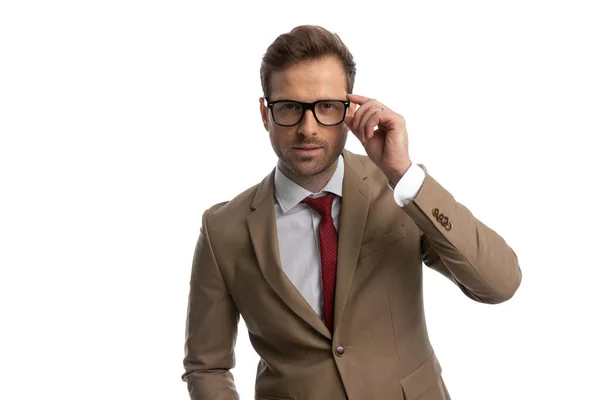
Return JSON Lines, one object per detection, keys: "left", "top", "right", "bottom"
{"left": 344, "top": 94, "right": 412, "bottom": 187}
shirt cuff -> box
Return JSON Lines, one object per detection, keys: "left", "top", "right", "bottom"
{"left": 387, "top": 163, "right": 426, "bottom": 207}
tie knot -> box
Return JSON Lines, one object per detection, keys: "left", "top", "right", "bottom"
{"left": 301, "top": 192, "right": 335, "bottom": 218}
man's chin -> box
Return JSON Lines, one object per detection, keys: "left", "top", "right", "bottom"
{"left": 287, "top": 157, "right": 327, "bottom": 177}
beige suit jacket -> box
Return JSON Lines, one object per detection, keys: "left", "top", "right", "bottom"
{"left": 182, "top": 149, "right": 522, "bottom": 400}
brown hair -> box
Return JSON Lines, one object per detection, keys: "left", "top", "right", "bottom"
{"left": 260, "top": 25, "right": 357, "bottom": 98}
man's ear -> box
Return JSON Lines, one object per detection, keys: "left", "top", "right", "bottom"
{"left": 259, "top": 97, "right": 269, "bottom": 131}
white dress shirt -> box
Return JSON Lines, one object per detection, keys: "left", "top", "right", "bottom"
{"left": 273, "top": 155, "right": 426, "bottom": 319}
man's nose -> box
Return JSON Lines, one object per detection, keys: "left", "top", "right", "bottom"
{"left": 298, "top": 109, "right": 319, "bottom": 136}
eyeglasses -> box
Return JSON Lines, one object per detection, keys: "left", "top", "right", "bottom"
{"left": 264, "top": 98, "right": 350, "bottom": 127}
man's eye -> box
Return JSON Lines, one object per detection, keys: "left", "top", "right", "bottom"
{"left": 318, "top": 102, "right": 340, "bottom": 111}
{"left": 276, "top": 102, "right": 301, "bottom": 112}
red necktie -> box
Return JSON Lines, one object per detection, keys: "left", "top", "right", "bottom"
{"left": 302, "top": 193, "right": 337, "bottom": 333}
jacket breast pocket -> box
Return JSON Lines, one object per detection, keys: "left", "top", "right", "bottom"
{"left": 255, "top": 395, "right": 294, "bottom": 400}
{"left": 400, "top": 352, "right": 448, "bottom": 400}
{"left": 358, "top": 226, "right": 408, "bottom": 259}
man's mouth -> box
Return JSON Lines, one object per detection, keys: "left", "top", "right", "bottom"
{"left": 292, "top": 146, "right": 323, "bottom": 155}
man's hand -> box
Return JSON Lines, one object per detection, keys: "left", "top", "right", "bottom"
{"left": 345, "top": 93, "right": 412, "bottom": 187}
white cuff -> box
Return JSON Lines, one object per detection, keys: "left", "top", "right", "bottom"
{"left": 389, "top": 163, "right": 426, "bottom": 207}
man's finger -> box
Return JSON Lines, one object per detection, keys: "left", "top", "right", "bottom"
{"left": 358, "top": 107, "right": 379, "bottom": 140}
{"left": 353, "top": 102, "right": 380, "bottom": 137}
{"left": 364, "top": 111, "right": 380, "bottom": 140}
{"left": 347, "top": 93, "right": 370, "bottom": 105}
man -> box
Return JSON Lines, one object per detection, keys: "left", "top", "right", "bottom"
{"left": 182, "top": 25, "right": 521, "bottom": 400}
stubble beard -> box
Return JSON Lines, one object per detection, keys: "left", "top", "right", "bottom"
{"left": 271, "top": 128, "right": 348, "bottom": 183}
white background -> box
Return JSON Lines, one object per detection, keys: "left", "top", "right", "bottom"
{"left": 1, "top": 0, "right": 599, "bottom": 399}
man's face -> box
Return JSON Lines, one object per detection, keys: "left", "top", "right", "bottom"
{"left": 260, "top": 56, "right": 354, "bottom": 180}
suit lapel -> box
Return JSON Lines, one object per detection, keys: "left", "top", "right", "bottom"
{"left": 334, "top": 149, "right": 370, "bottom": 333}
{"left": 247, "top": 169, "right": 332, "bottom": 340}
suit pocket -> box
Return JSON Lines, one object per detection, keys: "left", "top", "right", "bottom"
{"left": 400, "top": 352, "right": 446, "bottom": 400}
{"left": 255, "top": 395, "right": 294, "bottom": 400}
{"left": 358, "top": 226, "right": 408, "bottom": 259}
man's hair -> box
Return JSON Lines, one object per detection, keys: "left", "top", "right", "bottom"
{"left": 260, "top": 25, "right": 357, "bottom": 99}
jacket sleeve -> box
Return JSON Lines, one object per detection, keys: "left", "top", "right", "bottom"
{"left": 182, "top": 210, "right": 241, "bottom": 399}
{"left": 403, "top": 164, "right": 522, "bottom": 304}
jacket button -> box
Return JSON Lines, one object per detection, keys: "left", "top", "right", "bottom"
{"left": 335, "top": 346, "right": 345, "bottom": 356}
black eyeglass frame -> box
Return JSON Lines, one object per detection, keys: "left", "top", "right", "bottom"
{"left": 263, "top": 98, "right": 351, "bottom": 127}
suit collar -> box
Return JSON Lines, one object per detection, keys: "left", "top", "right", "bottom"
{"left": 340, "top": 148, "right": 368, "bottom": 182}
{"left": 248, "top": 167, "right": 332, "bottom": 339}
{"left": 333, "top": 149, "right": 370, "bottom": 333}
{"left": 248, "top": 148, "right": 370, "bottom": 340}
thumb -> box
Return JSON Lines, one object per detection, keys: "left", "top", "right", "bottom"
{"left": 345, "top": 115, "right": 364, "bottom": 143}
{"left": 344, "top": 115, "right": 355, "bottom": 130}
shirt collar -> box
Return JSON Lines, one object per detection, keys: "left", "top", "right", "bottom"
{"left": 274, "top": 154, "right": 344, "bottom": 214}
